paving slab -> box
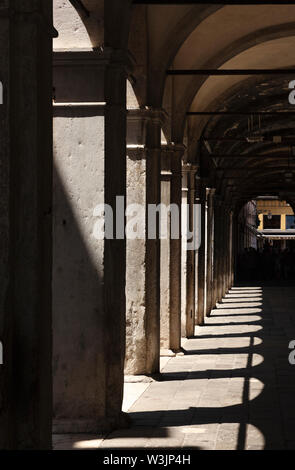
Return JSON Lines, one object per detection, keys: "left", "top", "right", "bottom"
{"left": 53, "top": 284, "right": 295, "bottom": 450}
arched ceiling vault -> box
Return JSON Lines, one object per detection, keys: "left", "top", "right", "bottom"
{"left": 132, "top": 3, "right": 295, "bottom": 212}
{"left": 55, "top": 2, "right": 295, "bottom": 211}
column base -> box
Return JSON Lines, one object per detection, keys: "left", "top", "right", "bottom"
{"left": 160, "top": 348, "right": 176, "bottom": 357}
{"left": 160, "top": 348, "right": 185, "bottom": 357}
{"left": 124, "top": 375, "right": 155, "bottom": 383}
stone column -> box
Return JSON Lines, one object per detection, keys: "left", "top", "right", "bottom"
{"left": 223, "top": 205, "right": 228, "bottom": 298}
{"left": 206, "top": 189, "right": 215, "bottom": 316}
{"left": 125, "top": 108, "right": 165, "bottom": 375}
{"left": 221, "top": 207, "right": 227, "bottom": 297}
{"left": 160, "top": 144, "right": 185, "bottom": 354}
{"left": 213, "top": 196, "right": 222, "bottom": 306}
{"left": 160, "top": 149, "right": 171, "bottom": 351}
{"left": 53, "top": 48, "right": 128, "bottom": 433}
{"left": 233, "top": 216, "right": 239, "bottom": 285}
{"left": 229, "top": 211, "right": 234, "bottom": 287}
{"left": 225, "top": 208, "right": 233, "bottom": 293}
{"left": 196, "top": 180, "right": 206, "bottom": 325}
{"left": 0, "top": 1, "right": 53, "bottom": 449}
{"left": 223, "top": 206, "right": 231, "bottom": 296}
{"left": 203, "top": 189, "right": 209, "bottom": 317}
{"left": 169, "top": 145, "right": 185, "bottom": 350}
{"left": 181, "top": 166, "right": 189, "bottom": 337}
{"left": 185, "top": 165, "right": 198, "bottom": 337}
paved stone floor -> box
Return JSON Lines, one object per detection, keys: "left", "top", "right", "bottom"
{"left": 53, "top": 284, "right": 295, "bottom": 450}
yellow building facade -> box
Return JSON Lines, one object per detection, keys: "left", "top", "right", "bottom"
{"left": 257, "top": 199, "right": 295, "bottom": 230}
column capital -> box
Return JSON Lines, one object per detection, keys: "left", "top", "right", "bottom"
{"left": 182, "top": 162, "right": 198, "bottom": 175}
{"left": 161, "top": 143, "right": 186, "bottom": 176}
{"left": 127, "top": 107, "right": 167, "bottom": 124}
{"left": 206, "top": 187, "right": 216, "bottom": 197}
{"left": 53, "top": 47, "right": 133, "bottom": 70}
{"left": 183, "top": 164, "right": 198, "bottom": 192}
{"left": 161, "top": 143, "right": 186, "bottom": 156}
{"left": 127, "top": 108, "right": 167, "bottom": 148}
{"left": 10, "top": 1, "right": 55, "bottom": 37}
{"left": 53, "top": 48, "right": 132, "bottom": 104}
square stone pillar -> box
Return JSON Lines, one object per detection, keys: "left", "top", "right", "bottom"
{"left": 0, "top": 1, "right": 53, "bottom": 449}
{"left": 125, "top": 108, "right": 166, "bottom": 375}
{"left": 221, "top": 206, "right": 230, "bottom": 297}
{"left": 218, "top": 204, "right": 226, "bottom": 302}
{"left": 53, "top": 48, "right": 128, "bottom": 433}
{"left": 181, "top": 168, "right": 188, "bottom": 337}
{"left": 206, "top": 189, "right": 216, "bottom": 317}
{"left": 220, "top": 206, "right": 226, "bottom": 297}
{"left": 229, "top": 211, "right": 234, "bottom": 287}
{"left": 223, "top": 206, "right": 232, "bottom": 294}
{"left": 184, "top": 164, "right": 198, "bottom": 337}
{"left": 196, "top": 180, "right": 207, "bottom": 326}
{"left": 160, "top": 150, "right": 171, "bottom": 351}
{"left": 160, "top": 144, "right": 185, "bottom": 354}
{"left": 213, "top": 196, "right": 222, "bottom": 306}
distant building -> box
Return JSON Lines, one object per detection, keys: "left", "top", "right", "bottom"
{"left": 238, "top": 200, "right": 260, "bottom": 251}
{"left": 257, "top": 198, "right": 295, "bottom": 249}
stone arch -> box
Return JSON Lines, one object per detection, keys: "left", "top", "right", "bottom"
{"left": 185, "top": 33, "right": 295, "bottom": 143}
{"left": 156, "top": 5, "right": 295, "bottom": 142}
{"left": 147, "top": 4, "right": 223, "bottom": 106}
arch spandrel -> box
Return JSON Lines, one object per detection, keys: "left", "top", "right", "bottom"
{"left": 54, "top": 0, "right": 97, "bottom": 50}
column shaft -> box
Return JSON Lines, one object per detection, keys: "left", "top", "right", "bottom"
{"left": 196, "top": 182, "right": 206, "bottom": 325}
{"left": 160, "top": 145, "right": 184, "bottom": 353}
{"left": 206, "top": 189, "right": 215, "bottom": 316}
{"left": 213, "top": 198, "right": 222, "bottom": 306}
{"left": 125, "top": 109, "right": 164, "bottom": 375}
{"left": 169, "top": 146, "right": 183, "bottom": 351}
{"left": 185, "top": 166, "right": 197, "bottom": 337}
{"left": 0, "top": 1, "right": 53, "bottom": 449}
{"left": 53, "top": 49, "right": 127, "bottom": 433}
{"left": 181, "top": 171, "right": 188, "bottom": 336}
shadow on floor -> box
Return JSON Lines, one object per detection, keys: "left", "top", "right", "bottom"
{"left": 102, "top": 282, "right": 295, "bottom": 450}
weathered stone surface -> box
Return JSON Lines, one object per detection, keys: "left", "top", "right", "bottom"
{"left": 160, "top": 175, "right": 171, "bottom": 349}
{"left": 125, "top": 148, "right": 148, "bottom": 374}
{"left": 53, "top": 48, "right": 127, "bottom": 433}
{"left": 53, "top": 109, "right": 105, "bottom": 432}
{"left": 185, "top": 166, "right": 198, "bottom": 337}
{"left": 125, "top": 109, "right": 165, "bottom": 376}
{"left": 0, "top": 10, "right": 11, "bottom": 450}
{"left": 0, "top": 0, "right": 53, "bottom": 449}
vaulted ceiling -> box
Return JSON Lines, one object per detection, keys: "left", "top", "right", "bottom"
{"left": 54, "top": 2, "right": 295, "bottom": 211}
{"left": 130, "top": 3, "right": 295, "bottom": 211}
